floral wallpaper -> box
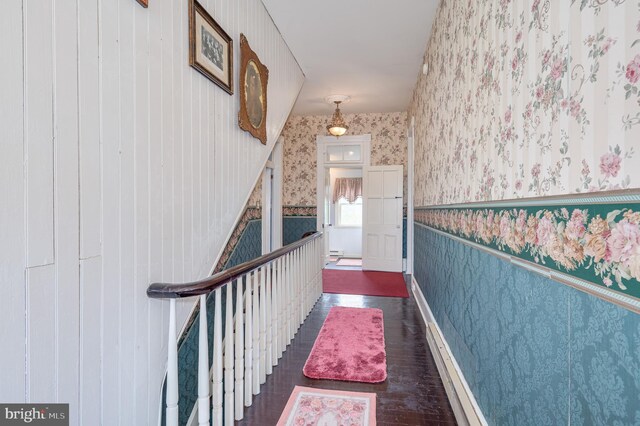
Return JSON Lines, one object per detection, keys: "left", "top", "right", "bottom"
{"left": 417, "top": 203, "right": 640, "bottom": 299}
{"left": 409, "top": 0, "right": 640, "bottom": 206}
{"left": 282, "top": 112, "right": 408, "bottom": 206}
{"left": 247, "top": 178, "right": 262, "bottom": 208}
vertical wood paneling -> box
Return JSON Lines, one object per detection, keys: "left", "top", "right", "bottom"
{"left": 161, "top": 0, "right": 174, "bottom": 292}
{"left": 0, "top": 0, "right": 26, "bottom": 401}
{"left": 99, "top": 0, "right": 122, "bottom": 422}
{"left": 147, "top": 1, "right": 165, "bottom": 421}
{"left": 27, "top": 265, "right": 57, "bottom": 402}
{"left": 1, "top": 0, "right": 304, "bottom": 424}
{"left": 79, "top": 0, "right": 102, "bottom": 260}
{"left": 118, "top": 0, "right": 136, "bottom": 421}
{"left": 53, "top": 0, "right": 81, "bottom": 419}
{"left": 24, "top": 0, "right": 54, "bottom": 267}
{"left": 183, "top": 0, "right": 194, "bottom": 286}
{"left": 172, "top": 0, "right": 183, "bottom": 287}
{"left": 133, "top": 4, "right": 151, "bottom": 425}
{"left": 79, "top": 256, "right": 102, "bottom": 425}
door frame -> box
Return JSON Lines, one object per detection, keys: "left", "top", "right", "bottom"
{"left": 316, "top": 134, "right": 371, "bottom": 262}
{"left": 262, "top": 137, "right": 283, "bottom": 254}
{"left": 407, "top": 116, "right": 415, "bottom": 274}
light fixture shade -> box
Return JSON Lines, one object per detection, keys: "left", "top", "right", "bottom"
{"left": 326, "top": 101, "right": 348, "bottom": 137}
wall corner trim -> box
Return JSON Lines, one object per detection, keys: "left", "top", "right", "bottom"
{"left": 411, "top": 277, "right": 488, "bottom": 426}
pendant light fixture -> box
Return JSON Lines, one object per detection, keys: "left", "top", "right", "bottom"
{"left": 325, "top": 95, "right": 350, "bottom": 137}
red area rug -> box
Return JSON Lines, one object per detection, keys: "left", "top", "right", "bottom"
{"left": 322, "top": 269, "right": 409, "bottom": 298}
{"left": 276, "top": 386, "right": 376, "bottom": 425}
{"left": 303, "top": 307, "right": 387, "bottom": 383}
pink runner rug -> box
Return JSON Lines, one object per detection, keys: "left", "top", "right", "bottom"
{"left": 303, "top": 307, "right": 387, "bottom": 383}
{"left": 277, "top": 386, "right": 376, "bottom": 425}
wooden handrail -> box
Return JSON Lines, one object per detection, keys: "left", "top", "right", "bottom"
{"left": 147, "top": 231, "right": 322, "bottom": 299}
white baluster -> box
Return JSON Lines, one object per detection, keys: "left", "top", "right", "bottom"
{"left": 293, "top": 250, "right": 298, "bottom": 335}
{"left": 259, "top": 265, "right": 267, "bottom": 384}
{"left": 303, "top": 247, "right": 307, "bottom": 320}
{"left": 318, "top": 238, "right": 322, "bottom": 297}
{"left": 235, "top": 277, "right": 245, "bottom": 419}
{"left": 265, "top": 262, "right": 273, "bottom": 375}
{"left": 312, "top": 242, "right": 317, "bottom": 307}
{"left": 307, "top": 244, "right": 312, "bottom": 313}
{"left": 292, "top": 251, "right": 297, "bottom": 340}
{"left": 287, "top": 253, "right": 293, "bottom": 344}
{"left": 299, "top": 247, "right": 304, "bottom": 323}
{"left": 212, "top": 289, "right": 223, "bottom": 425}
{"left": 224, "top": 284, "right": 234, "bottom": 425}
{"left": 166, "top": 299, "right": 179, "bottom": 426}
{"left": 304, "top": 245, "right": 310, "bottom": 316}
{"left": 244, "top": 273, "right": 253, "bottom": 407}
{"left": 302, "top": 245, "right": 307, "bottom": 316}
{"left": 197, "top": 295, "right": 211, "bottom": 426}
{"left": 252, "top": 269, "right": 260, "bottom": 394}
{"left": 308, "top": 244, "right": 312, "bottom": 312}
{"left": 296, "top": 249, "right": 302, "bottom": 329}
{"left": 278, "top": 257, "right": 286, "bottom": 359}
{"left": 271, "top": 259, "right": 279, "bottom": 367}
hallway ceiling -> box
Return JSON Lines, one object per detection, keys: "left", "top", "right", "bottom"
{"left": 261, "top": 0, "right": 439, "bottom": 115}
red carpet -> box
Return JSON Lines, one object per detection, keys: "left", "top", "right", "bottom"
{"left": 303, "top": 307, "right": 387, "bottom": 383}
{"left": 322, "top": 269, "right": 409, "bottom": 298}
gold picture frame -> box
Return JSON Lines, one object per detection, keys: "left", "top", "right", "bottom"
{"left": 189, "top": 0, "right": 233, "bottom": 94}
{"left": 238, "top": 34, "right": 269, "bottom": 145}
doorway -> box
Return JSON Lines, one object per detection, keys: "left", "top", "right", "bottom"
{"left": 316, "top": 135, "right": 371, "bottom": 266}
{"left": 325, "top": 166, "right": 364, "bottom": 270}
{"left": 316, "top": 134, "right": 404, "bottom": 273}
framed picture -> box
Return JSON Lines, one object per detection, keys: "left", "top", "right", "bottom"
{"left": 238, "top": 34, "right": 269, "bottom": 145}
{"left": 136, "top": 0, "right": 148, "bottom": 7}
{"left": 189, "top": 0, "right": 233, "bottom": 94}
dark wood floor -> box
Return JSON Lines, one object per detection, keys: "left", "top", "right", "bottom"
{"left": 237, "top": 281, "right": 457, "bottom": 425}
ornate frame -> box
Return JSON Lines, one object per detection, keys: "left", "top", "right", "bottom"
{"left": 188, "top": 0, "right": 234, "bottom": 94}
{"left": 238, "top": 34, "right": 269, "bottom": 145}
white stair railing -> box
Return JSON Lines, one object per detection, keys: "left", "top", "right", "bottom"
{"left": 147, "top": 232, "right": 323, "bottom": 426}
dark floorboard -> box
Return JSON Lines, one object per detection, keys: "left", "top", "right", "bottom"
{"left": 237, "top": 277, "right": 457, "bottom": 425}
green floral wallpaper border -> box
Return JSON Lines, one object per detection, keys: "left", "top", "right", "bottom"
{"left": 283, "top": 205, "right": 317, "bottom": 217}
{"left": 416, "top": 192, "right": 640, "bottom": 307}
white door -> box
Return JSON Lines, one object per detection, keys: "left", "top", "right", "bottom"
{"left": 362, "top": 165, "right": 403, "bottom": 272}
{"left": 322, "top": 168, "right": 332, "bottom": 262}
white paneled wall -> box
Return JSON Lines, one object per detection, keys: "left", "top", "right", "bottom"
{"left": 0, "top": 0, "right": 304, "bottom": 424}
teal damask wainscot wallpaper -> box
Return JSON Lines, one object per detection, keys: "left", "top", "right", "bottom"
{"left": 414, "top": 224, "right": 640, "bottom": 425}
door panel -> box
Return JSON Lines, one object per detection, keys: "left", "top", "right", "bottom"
{"left": 362, "top": 165, "right": 403, "bottom": 272}
{"left": 367, "top": 199, "right": 382, "bottom": 223}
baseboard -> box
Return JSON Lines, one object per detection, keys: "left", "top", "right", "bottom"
{"left": 411, "top": 277, "right": 487, "bottom": 426}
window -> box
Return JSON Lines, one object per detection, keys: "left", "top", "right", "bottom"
{"left": 326, "top": 145, "right": 362, "bottom": 163}
{"left": 336, "top": 197, "right": 362, "bottom": 227}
